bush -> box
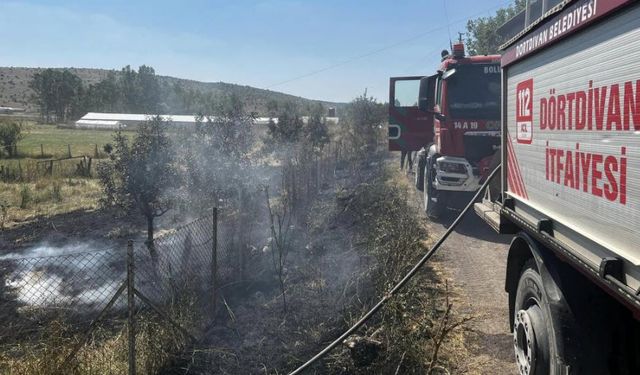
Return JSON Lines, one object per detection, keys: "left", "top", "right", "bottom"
{"left": 0, "top": 121, "right": 23, "bottom": 158}
{"left": 0, "top": 200, "right": 8, "bottom": 230}
{"left": 19, "top": 185, "right": 31, "bottom": 209}
{"left": 51, "top": 182, "right": 63, "bottom": 202}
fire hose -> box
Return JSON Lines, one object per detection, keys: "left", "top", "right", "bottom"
{"left": 288, "top": 165, "right": 501, "bottom": 375}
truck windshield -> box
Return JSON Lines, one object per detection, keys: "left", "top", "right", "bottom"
{"left": 446, "top": 64, "right": 500, "bottom": 120}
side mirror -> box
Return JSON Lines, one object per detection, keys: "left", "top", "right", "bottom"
{"left": 418, "top": 76, "right": 433, "bottom": 112}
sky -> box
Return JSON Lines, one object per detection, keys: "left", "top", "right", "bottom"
{"left": 0, "top": 0, "right": 513, "bottom": 103}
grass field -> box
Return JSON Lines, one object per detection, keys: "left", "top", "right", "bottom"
{"left": 0, "top": 178, "right": 103, "bottom": 229}
{"left": 0, "top": 124, "right": 125, "bottom": 227}
{"left": 13, "top": 124, "right": 132, "bottom": 158}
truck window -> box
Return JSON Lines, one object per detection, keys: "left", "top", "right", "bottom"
{"left": 446, "top": 64, "right": 500, "bottom": 120}
{"left": 393, "top": 79, "right": 420, "bottom": 107}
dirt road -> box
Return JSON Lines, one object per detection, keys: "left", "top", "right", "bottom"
{"left": 406, "top": 177, "right": 517, "bottom": 374}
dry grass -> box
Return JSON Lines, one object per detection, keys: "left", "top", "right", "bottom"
{"left": 0, "top": 304, "right": 198, "bottom": 375}
{"left": 0, "top": 178, "right": 102, "bottom": 229}
{"left": 322, "top": 162, "right": 471, "bottom": 374}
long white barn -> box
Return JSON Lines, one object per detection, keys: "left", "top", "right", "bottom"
{"left": 75, "top": 112, "right": 277, "bottom": 129}
{"left": 75, "top": 112, "right": 339, "bottom": 130}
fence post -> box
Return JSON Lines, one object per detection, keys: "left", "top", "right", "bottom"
{"left": 211, "top": 207, "right": 218, "bottom": 313}
{"left": 40, "top": 144, "right": 44, "bottom": 157}
{"left": 127, "top": 240, "right": 136, "bottom": 375}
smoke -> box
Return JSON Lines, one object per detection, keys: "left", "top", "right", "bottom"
{"left": 0, "top": 242, "right": 106, "bottom": 260}
{"left": 1, "top": 242, "right": 124, "bottom": 309}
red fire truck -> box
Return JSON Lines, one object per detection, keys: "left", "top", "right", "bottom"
{"left": 389, "top": 42, "right": 501, "bottom": 218}
{"left": 475, "top": 0, "right": 640, "bottom": 373}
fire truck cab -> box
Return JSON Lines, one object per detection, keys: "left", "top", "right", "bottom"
{"left": 389, "top": 43, "right": 501, "bottom": 218}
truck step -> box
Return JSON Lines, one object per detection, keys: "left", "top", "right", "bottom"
{"left": 474, "top": 201, "right": 501, "bottom": 233}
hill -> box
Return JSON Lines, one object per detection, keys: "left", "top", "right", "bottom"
{"left": 0, "top": 67, "right": 343, "bottom": 116}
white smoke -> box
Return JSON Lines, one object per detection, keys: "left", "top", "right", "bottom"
{"left": 1, "top": 243, "right": 124, "bottom": 309}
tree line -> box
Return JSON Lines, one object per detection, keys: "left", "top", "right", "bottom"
{"left": 29, "top": 65, "right": 162, "bottom": 123}
{"left": 28, "top": 65, "right": 335, "bottom": 124}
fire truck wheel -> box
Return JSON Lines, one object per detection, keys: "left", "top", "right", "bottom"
{"left": 514, "top": 260, "right": 577, "bottom": 375}
{"left": 424, "top": 161, "right": 443, "bottom": 219}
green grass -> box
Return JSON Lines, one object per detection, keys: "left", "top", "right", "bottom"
{"left": 0, "top": 178, "right": 103, "bottom": 228}
{"left": 15, "top": 124, "right": 133, "bottom": 159}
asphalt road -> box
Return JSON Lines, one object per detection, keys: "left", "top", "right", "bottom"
{"left": 408, "top": 180, "right": 518, "bottom": 374}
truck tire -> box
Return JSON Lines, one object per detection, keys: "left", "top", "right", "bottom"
{"left": 424, "top": 158, "right": 444, "bottom": 219}
{"left": 513, "top": 260, "right": 579, "bottom": 375}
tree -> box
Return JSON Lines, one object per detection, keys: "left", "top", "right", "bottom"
{"left": 342, "top": 92, "right": 387, "bottom": 155}
{"left": 304, "top": 103, "right": 330, "bottom": 151}
{"left": 466, "top": 0, "right": 526, "bottom": 55}
{"left": 178, "top": 92, "right": 257, "bottom": 211}
{"left": 117, "top": 65, "right": 161, "bottom": 113}
{"left": 98, "top": 116, "right": 177, "bottom": 257}
{"left": 266, "top": 101, "right": 304, "bottom": 147}
{"left": 119, "top": 65, "right": 140, "bottom": 113}
{"left": 0, "top": 121, "right": 23, "bottom": 158}
{"left": 30, "top": 69, "right": 84, "bottom": 123}
{"left": 137, "top": 65, "right": 161, "bottom": 113}
{"left": 83, "top": 72, "right": 119, "bottom": 113}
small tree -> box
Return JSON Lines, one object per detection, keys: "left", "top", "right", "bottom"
{"left": 98, "top": 116, "right": 177, "bottom": 258}
{"left": 264, "top": 186, "right": 292, "bottom": 314}
{"left": 266, "top": 101, "right": 304, "bottom": 147}
{"left": 179, "top": 92, "right": 256, "bottom": 211}
{"left": 0, "top": 121, "right": 23, "bottom": 158}
{"left": 341, "top": 92, "right": 387, "bottom": 158}
{"left": 304, "top": 103, "right": 330, "bottom": 153}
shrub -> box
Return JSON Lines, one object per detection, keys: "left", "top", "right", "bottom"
{"left": 51, "top": 182, "right": 63, "bottom": 202}
{"left": 0, "top": 121, "right": 23, "bottom": 158}
{"left": 19, "top": 185, "right": 31, "bottom": 209}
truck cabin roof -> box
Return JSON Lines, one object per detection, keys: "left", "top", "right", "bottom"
{"left": 438, "top": 54, "right": 501, "bottom": 72}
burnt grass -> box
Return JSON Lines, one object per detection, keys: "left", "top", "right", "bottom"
{"left": 164, "top": 157, "right": 468, "bottom": 374}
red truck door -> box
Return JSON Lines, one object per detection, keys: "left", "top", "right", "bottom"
{"left": 389, "top": 76, "right": 435, "bottom": 151}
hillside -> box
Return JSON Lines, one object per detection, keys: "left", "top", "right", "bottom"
{"left": 0, "top": 67, "right": 343, "bottom": 116}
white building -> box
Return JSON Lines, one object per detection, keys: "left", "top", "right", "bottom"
{"left": 75, "top": 112, "right": 279, "bottom": 129}
{"left": 75, "top": 112, "right": 338, "bottom": 130}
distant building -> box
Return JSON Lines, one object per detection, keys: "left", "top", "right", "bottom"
{"left": 76, "top": 113, "right": 210, "bottom": 129}
{"left": 0, "top": 106, "right": 26, "bottom": 114}
{"left": 75, "top": 119, "right": 125, "bottom": 129}
{"left": 75, "top": 112, "right": 338, "bottom": 130}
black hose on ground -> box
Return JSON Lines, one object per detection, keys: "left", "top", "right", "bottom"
{"left": 288, "top": 165, "right": 501, "bottom": 375}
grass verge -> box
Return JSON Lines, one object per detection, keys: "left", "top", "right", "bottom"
{"left": 322, "top": 161, "right": 471, "bottom": 374}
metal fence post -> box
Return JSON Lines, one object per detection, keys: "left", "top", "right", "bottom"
{"left": 127, "top": 240, "right": 136, "bottom": 375}
{"left": 211, "top": 207, "right": 218, "bottom": 314}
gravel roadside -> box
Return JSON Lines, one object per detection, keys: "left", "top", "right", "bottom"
{"left": 401, "top": 168, "right": 517, "bottom": 374}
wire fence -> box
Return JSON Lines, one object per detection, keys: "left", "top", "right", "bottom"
{"left": 0, "top": 209, "right": 224, "bottom": 375}
{"left": 0, "top": 156, "right": 96, "bottom": 182}
{"left": 0, "top": 143, "right": 110, "bottom": 160}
